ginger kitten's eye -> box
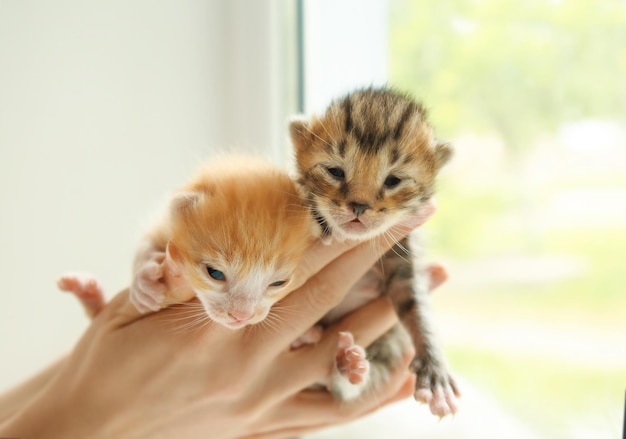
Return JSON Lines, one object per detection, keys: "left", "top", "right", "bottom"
{"left": 206, "top": 266, "right": 226, "bottom": 281}
{"left": 269, "top": 280, "right": 287, "bottom": 287}
{"left": 326, "top": 167, "right": 345, "bottom": 180}
{"left": 384, "top": 175, "right": 402, "bottom": 188}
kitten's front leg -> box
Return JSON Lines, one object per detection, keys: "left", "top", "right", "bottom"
{"left": 385, "top": 240, "right": 460, "bottom": 418}
{"left": 130, "top": 240, "right": 167, "bottom": 313}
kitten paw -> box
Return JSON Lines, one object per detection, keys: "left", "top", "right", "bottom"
{"left": 336, "top": 331, "right": 369, "bottom": 385}
{"left": 291, "top": 325, "right": 324, "bottom": 349}
{"left": 411, "top": 355, "right": 460, "bottom": 418}
{"left": 57, "top": 272, "right": 106, "bottom": 318}
{"left": 130, "top": 259, "right": 167, "bottom": 313}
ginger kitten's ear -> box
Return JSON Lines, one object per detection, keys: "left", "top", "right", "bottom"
{"left": 434, "top": 141, "right": 453, "bottom": 169}
{"left": 165, "top": 241, "right": 183, "bottom": 277}
{"left": 170, "top": 191, "right": 202, "bottom": 214}
{"left": 289, "top": 116, "right": 310, "bottom": 152}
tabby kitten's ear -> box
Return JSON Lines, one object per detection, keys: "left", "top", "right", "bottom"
{"left": 434, "top": 141, "right": 453, "bottom": 169}
{"left": 289, "top": 116, "right": 310, "bottom": 152}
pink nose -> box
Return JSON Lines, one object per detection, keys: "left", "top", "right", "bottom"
{"left": 228, "top": 309, "right": 254, "bottom": 322}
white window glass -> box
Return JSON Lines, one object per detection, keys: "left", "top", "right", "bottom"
{"left": 301, "top": 0, "right": 389, "bottom": 114}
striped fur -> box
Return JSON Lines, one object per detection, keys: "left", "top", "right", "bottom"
{"left": 291, "top": 87, "right": 459, "bottom": 417}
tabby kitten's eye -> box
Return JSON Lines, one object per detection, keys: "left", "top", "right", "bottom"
{"left": 326, "top": 167, "right": 345, "bottom": 180}
{"left": 384, "top": 175, "right": 401, "bottom": 188}
{"left": 206, "top": 266, "right": 226, "bottom": 281}
{"left": 269, "top": 280, "right": 287, "bottom": 287}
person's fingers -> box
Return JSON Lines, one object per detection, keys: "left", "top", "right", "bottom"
{"left": 330, "top": 296, "right": 398, "bottom": 348}
{"left": 385, "top": 372, "right": 416, "bottom": 403}
{"left": 289, "top": 240, "right": 361, "bottom": 292}
{"left": 102, "top": 256, "right": 198, "bottom": 328}
{"left": 100, "top": 288, "right": 146, "bottom": 327}
{"left": 427, "top": 262, "right": 448, "bottom": 291}
{"left": 263, "top": 216, "right": 426, "bottom": 351}
{"left": 104, "top": 198, "right": 438, "bottom": 330}
{"left": 330, "top": 262, "right": 447, "bottom": 354}
{"left": 246, "top": 352, "right": 416, "bottom": 438}
{"left": 289, "top": 197, "right": 437, "bottom": 294}
{"left": 267, "top": 259, "right": 449, "bottom": 399}
{"left": 257, "top": 297, "right": 398, "bottom": 399}
{"left": 359, "top": 372, "right": 416, "bottom": 417}
{"left": 102, "top": 240, "right": 360, "bottom": 329}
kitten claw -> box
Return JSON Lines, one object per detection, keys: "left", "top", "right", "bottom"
{"left": 130, "top": 259, "right": 167, "bottom": 313}
{"left": 411, "top": 355, "right": 460, "bottom": 417}
{"left": 414, "top": 388, "right": 433, "bottom": 404}
{"left": 429, "top": 387, "right": 452, "bottom": 418}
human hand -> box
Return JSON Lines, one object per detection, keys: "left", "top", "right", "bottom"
{"left": 0, "top": 203, "right": 441, "bottom": 439}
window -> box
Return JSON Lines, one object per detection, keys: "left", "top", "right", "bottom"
{"left": 300, "top": 0, "right": 390, "bottom": 114}
{"left": 389, "top": 0, "right": 626, "bottom": 437}
{"left": 301, "top": 0, "right": 626, "bottom": 437}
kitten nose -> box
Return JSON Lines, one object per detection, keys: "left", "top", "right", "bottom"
{"left": 228, "top": 309, "right": 254, "bottom": 322}
{"left": 349, "top": 202, "right": 371, "bottom": 216}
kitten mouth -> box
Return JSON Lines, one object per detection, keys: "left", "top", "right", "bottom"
{"left": 340, "top": 218, "right": 368, "bottom": 234}
{"left": 209, "top": 313, "right": 255, "bottom": 329}
{"left": 223, "top": 319, "right": 252, "bottom": 329}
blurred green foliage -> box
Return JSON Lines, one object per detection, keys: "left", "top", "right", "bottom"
{"left": 390, "top": 0, "right": 626, "bottom": 153}
{"left": 423, "top": 167, "right": 626, "bottom": 438}
{"left": 389, "top": 1, "right": 626, "bottom": 437}
{"left": 447, "top": 346, "right": 624, "bottom": 438}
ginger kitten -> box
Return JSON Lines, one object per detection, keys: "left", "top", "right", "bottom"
{"left": 60, "top": 157, "right": 314, "bottom": 329}
{"left": 131, "top": 156, "right": 315, "bottom": 329}
{"left": 290, "top": 87, "right": 459, "bottom": 417}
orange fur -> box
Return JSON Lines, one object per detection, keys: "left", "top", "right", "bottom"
{"left": 134, "top": 156, "right": 314, "bottom": 328}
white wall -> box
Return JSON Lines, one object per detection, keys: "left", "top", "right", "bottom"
{"left": 0, "top": 0, "right": 293, "bottom": 391}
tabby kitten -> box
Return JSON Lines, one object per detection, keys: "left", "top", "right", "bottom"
{"left": 290, "top": 87, "right": 459, "bottom": 417}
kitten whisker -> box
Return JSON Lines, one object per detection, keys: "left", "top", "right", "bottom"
{"left": 387, "top": 228, "right": 411, "bottom": 255}
{"left": 317, "top": 117, "right": 334, "bottom": 143}
{"left": 175, "top": 315, "right": 212, "bottom": 335}
{"left": 161, "top": 311, "right": 209, "bottom": 334}
{"left": 370, "top": 234, "right": 387, "bottom": 275}
{"left": 381, "top": 230, "right": 411, "bottom": 264}
{"left": 163, "top": 309, "right": 208, "bottom": 320}
{"left": 271, "top": 302, "right": 299, "bottom": 318}
{"left": 258, "top": 310, "right": 285, "bottom": 336}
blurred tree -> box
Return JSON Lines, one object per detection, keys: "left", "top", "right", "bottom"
{"left": 390, "top": 0, "right": 626, "bottom": 154}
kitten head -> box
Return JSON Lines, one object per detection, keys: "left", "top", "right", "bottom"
{"left": 166, "top": 158, "right": 313, "bottom": 329}
{"left": 290, "top": 87, "right": 451, "bottom": 241}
